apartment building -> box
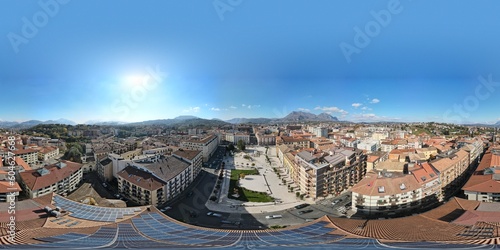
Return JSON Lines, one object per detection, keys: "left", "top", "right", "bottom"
{"left": 38, "top": 146, "right": 60, "bottom": 161}
{"left": 225, "top": 133, "right": 250, "bottom": 145}
{"left": 255, "top": 132, "right": 276, "bottom": 146}
{"left": 96, "top": 157, "right": 113, "bottom": 182}
{"left": 19, "top": 161, "right": 83, "bottom": 198}
{"left": 172, "top": 149, "right": 203, "bottom": 180}
{"left": 13, "top": 148, "right": 39, "bottom": 165}
{"left": 357, "top": 139, "right": 380, "bottom": 153}
{"left": 463, "top": 148, "right": 500, "bottom": 202}
{"left": 366, "top": 151, "right": 389, "bottom": 171}
{"left": 117, "top": 152, "right": 199, "bottom": 206}
{"left": 429, "top": 149, "right": 470, "bottom": 200}
{"left": 0, "top": 157, "right": 28, "bottom": 202}
{"left": 276, "top": 136, "right": 310, "bottom": 148}
{"left": 289, "top": 148, "right": 366, "bottom": 199}
{"left": 180, "top": 134, "right": 218, "bottom": 162}
{"left": 351, "top": 162, "right": 440, "bottom": 217}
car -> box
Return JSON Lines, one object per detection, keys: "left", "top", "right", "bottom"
{"left": 207, "top": 212, "right": 222, "bottom": 218}
{"left": 331, "top": 200, "right": 339, "bottom": 205}
{"left": 298, "top": 209, "right": 313, "bottom": 215}
{"left": 114, "top": 194, "right": 120, "bottom": 198}
{"left": 186, "top": 191, "right": 194, "bottom": 197}
{"left": 160, "top": 207, "right": 172, "bottom": 212}
{"left": 265, "top": 215, "right": 282, "bottom": 219}
{"left": 294, "top": 203, "right": 309, "bottom": 209}
{"left": 102, "top": 182, "right": 107, "bottom": 188}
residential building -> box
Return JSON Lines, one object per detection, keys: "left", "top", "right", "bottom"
{"left": 13, "top": 148, "right": 39, "bottom": 165}
{"left": 287, "top": 148, "right": 366, "bottom": 199}
{"left": 225, "top": 133, "right": 250, "bottom": 145}
{"left": 255, "top": 132, "right": 276, "bottom": 146}
{"left": 276, "top": 136, "right": 310, "bottom": 148}
{"left": 429, "top": 149, "right": 471, "bottom": 200}
{"left": 19, "top": 161, "right": 83, "bottom": 198}
{"left": 357, "top": 139, "right": 380, "bottom": 153}
{"left": 172, "top": 149, "right": 203, "bottom": 180}
{"left": 117, "top": 153, "right": 199, "bottom": 206}
{"left": 366, "top": 151, "right": 389, "bottom": 171}
{"left": 463, "top": 148, "right": 500, "bottom": 202}
{"left": 180, "top": 134, "right": 218, "bottom": 162}
{"left": 38, "top": 146, "right": 60, "bottom": 161}
{"left": 351, "top": 162, "right": 440, "bottom": 217}
{"left": 97, "top": 157, "right": 113, "bottom": 182}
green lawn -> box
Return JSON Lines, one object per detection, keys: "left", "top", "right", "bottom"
{"left": 229, "top": 169, "right": 274, "bottom": 202}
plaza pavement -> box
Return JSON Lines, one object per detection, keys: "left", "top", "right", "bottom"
{"left": 205, "top": 146, "right": 311, "bottom": 214}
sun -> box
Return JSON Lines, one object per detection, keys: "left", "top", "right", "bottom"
{"left": 124, "top": 74, "right": 150, "bottom": 87}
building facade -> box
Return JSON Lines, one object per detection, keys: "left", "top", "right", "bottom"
{"left": 19, "top": 161, "right": 83, "bottom": 198}
{"left": 180, "top": 134, "right": 218, "bottom": 162}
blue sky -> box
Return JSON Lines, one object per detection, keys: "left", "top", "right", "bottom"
{"left": 1, "top": 0, "right": 500, "bottom": 124}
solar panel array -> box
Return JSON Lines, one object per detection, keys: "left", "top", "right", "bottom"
{"left": 53, "top": 195, "right": 141, "bottom": 222}
{"left": 24, "top": 211, "right": 493, "bottom": 249}
{"left": 132, "top": 213, "right": 231, "bottom": 245}
{"left": 36, "top": 227, "right": 118, "bottom": 248}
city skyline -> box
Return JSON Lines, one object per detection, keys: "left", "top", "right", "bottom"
{"left": 1, "top": 1, "right": 500, "bottom": 124}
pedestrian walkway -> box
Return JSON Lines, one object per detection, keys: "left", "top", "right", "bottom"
{"left": 205, "top": 146, "right": 309, "bottom": 214}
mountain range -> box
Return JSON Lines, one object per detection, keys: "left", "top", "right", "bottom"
{"left": 0, "top": 118, "right": 77, "bottom": 129}
{"left": 2, "top": 112, "right": 498, "bottom": 129}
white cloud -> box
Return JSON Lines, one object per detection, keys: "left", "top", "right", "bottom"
{"left": 297, "top": 108, "right": 310, "bottom": 112}
{"left": 352, "top": 103, "right": 362, "bottom": 108}
{"left": 370, "top": 98, "right": 380, "bottom": 104}
{"left": 315, "top": 106, "right": 348, "bottom": 115}
{"left": 230, "top": 106, "right": 237, "bottom": 109}
{"left": 247, "top": 105, "right": 261, "bottom": 109}
{"left": 361, "top": 107, "right": 372, "bottom": 111}
{"left": 183, "top": 107, "right": 200, "bottom": 113}
{"left": 242, "top": 104, "right": 246, "bottom": 107}
{"left": 211, "top": 107, "right": 221, "bottom": 111}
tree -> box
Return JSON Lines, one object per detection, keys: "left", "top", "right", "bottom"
{"left": 227, "top": 143, "right": 235, "bottom": 152}
{"left": 237, "top": 139, "right": 246, "bottom": 151}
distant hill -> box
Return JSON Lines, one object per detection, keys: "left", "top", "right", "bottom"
{"left": 226, "top": 112, "right": 339, "bottom": 124}
{"left": 226, "top": 118, "right": 274, "bottom": 124}
{"left": 127, "top": 117, "right": 229, "bottom": 127}
{"left": 0, "top": 118, "right": 77, "bottom": 129}
{"left": 174, "top": 115, "right": 199, "bottom": 120}
{"left": 42, "top": 118, "right": 77, "bottom": 125}
{"left": 280, "top": 111, "right": 339, "bottom": 122}
{"left": 496, "top": 121, "right": 500, "bottom": 127}
{"left": 85, "top": 120, "right": 129, "bottom": 126}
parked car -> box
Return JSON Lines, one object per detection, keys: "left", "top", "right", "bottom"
{"left": 160, "top": 207, "right": 172, "bottom": 212}
{"left": 207, "top": 212, "right": 222, "bottom": 218}
{"left": 298, "top": 209, "right": 313, "bottom": 215}
{"left": 265, "top": 215, "right": 283, "bottom": 219}
{"left": 294, "top": 203, "right": 309, "bottom": 209}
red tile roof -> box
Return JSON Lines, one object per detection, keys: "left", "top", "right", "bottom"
{"left": 20, "top": 161, "right": 82, "bottom": 191}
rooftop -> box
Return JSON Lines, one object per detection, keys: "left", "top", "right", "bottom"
{"left": 20, "top": 161, "right": 83, "bottom": 191}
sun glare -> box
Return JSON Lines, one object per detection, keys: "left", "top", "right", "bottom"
{"left": 125, "top": 74, "right": 150, "bottom": 86}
